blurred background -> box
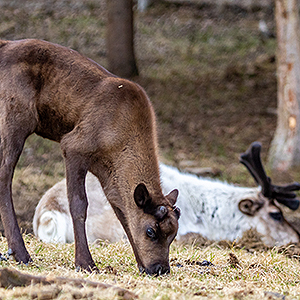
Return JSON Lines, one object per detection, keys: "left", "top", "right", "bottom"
{"left": 1, "top": 0, "right": 299, "bottom": 233}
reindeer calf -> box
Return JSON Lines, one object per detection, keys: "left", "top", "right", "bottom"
{"left": 0, "top": 39, "right": 180, "bottom": 275}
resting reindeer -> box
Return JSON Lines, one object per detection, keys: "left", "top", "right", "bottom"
{"left": 34, "top": 142, "right": 300, "bottom": 247}
{"left": 0, "top": 39, "right": 180, "bottom": 275}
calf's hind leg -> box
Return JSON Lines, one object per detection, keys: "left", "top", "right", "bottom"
{"left": 0, "top": 130, "right": 32, "bottom": 264}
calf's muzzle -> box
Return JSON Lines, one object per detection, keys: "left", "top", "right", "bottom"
{"left": 140, "top": 262, "right": 170, "bottom": 276}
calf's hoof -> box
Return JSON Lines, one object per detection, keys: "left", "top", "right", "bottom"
{"left": 9, "top": 248, "right": 32, "bottom": 265}
{"left": 75, "top": 260, "right": 99, "bottom": 273}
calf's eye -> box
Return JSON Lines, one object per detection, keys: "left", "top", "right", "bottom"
{"left": 146, "top": 228, "right": 156, "bottom": 240}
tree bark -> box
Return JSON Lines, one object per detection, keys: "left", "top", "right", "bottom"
{"left": 268, "top": 0, "right": 300, "bottom": 171}
{"left": 106, "top": 0, "right": 138, "bottom": 78}
{"left": 137, "top": 0, "right": 152, "bottom": 12}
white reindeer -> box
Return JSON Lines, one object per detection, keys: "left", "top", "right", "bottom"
{"left": 33, "top": 143, "right": 300, "bottom": 247}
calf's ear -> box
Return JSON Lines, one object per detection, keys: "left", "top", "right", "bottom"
{"left": 166, "top": 189, "right": 179, "bottom": 206}
{"left": 134, "top": 183, "right": 151, "bottom": 208}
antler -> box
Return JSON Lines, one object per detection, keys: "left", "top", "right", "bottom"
{"left": 240, "top": 142, "right": 300, "bottom": 211}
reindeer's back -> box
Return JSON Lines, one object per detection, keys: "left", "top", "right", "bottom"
{"left": 159, "top": 164, "right": 260, "bottom": 240}
{"left": 0, "top": 39, "right": 115, "bottom": 142}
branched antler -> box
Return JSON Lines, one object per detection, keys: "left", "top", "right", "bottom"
{"left": 240, "top": 142, "right": 300, "bottom": 211}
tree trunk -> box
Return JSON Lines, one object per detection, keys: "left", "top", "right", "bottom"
{"left": 137, "top": 0, "right": 152, "bottom": 12}
{"left": 268, "top": 0, "right": 300, "bottom": 171}
{"left": 106, "top": 0, "right": 138, "bottom": 78}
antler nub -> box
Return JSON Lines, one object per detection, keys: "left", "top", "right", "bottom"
{"left": 240, "top": 142, "right": 300, "bottom": 211}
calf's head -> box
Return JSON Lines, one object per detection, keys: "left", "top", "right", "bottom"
{"left": 114, "top": 184, "right": 180, "bottom": 276}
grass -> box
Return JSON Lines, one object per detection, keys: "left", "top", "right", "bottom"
{"left": 0, "top": 235, "right": 299, "bottom": 299}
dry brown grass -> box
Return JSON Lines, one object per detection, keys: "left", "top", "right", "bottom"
{"left": 0, "top": 234, "right": 299, "bottom": 299}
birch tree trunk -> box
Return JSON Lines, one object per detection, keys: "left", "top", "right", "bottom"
{"left": 268, "top": 0, "right": 300, "bottom": 171}
{"left": 137, "top": 0, "right": 151, "bottom": 12}
{"left": 106, "top": 0, "right": 138, "bottom": 78}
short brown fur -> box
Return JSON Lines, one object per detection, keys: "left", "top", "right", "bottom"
{"left": 0, "top": 39, "right": 179, "bottom": 275}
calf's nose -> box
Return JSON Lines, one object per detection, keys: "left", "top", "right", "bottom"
{"left": 145, "top": 263, "right": 170, "bottom": 276}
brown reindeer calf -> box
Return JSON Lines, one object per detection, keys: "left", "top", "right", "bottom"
{"left": 0, "top": 39, "right": 180, "bottom": 275}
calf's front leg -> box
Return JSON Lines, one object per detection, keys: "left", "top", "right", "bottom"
{"left": 64, "top": 153, "right": 98, "bottom": 272}
{"left": 0, "top": 134, "right": 31, "bottom": 264}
